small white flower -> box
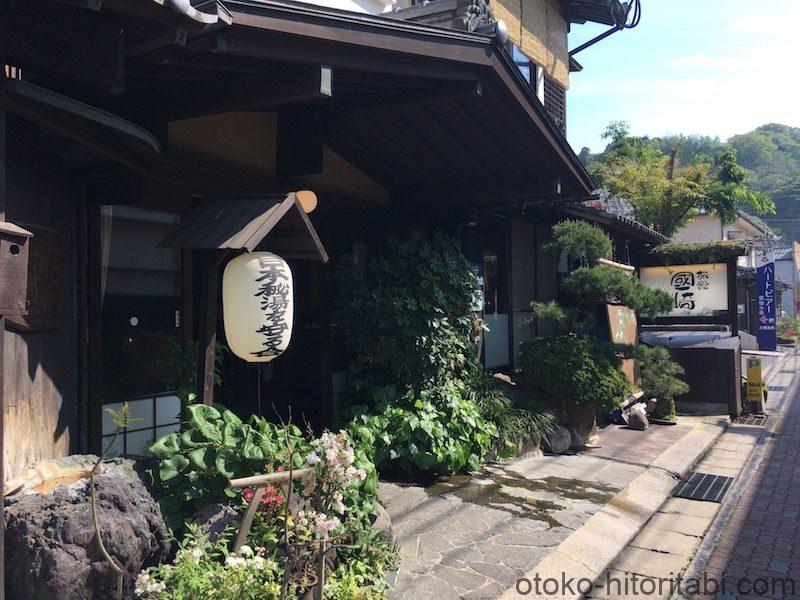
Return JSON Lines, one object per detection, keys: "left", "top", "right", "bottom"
{"left": 239, "top": 545, "right": 254, "bottom": 557}
{"left": 225, "top": 555, "right": 246, "bottom": 568}
{"left": 306, "top": 451, "right": 321, "bottom": 465}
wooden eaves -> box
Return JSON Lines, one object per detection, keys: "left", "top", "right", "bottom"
{"left": 177, "top": 0, "right": 596, "bottom": 201}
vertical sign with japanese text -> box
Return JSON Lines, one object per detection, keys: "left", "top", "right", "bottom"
{"left": 756, "top": 260, "right": 777, "bottom": 351}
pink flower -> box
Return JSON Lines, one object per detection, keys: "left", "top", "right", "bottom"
{"left": 243, "top": 487, "right": 255, "bottom": 502}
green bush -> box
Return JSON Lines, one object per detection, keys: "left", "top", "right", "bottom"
{"left": 347, "top": 386, "right": 497, "bottom": 475}
{"left": 465, "top": 370, "right": 556, "bottom": 458}
{"left": 560, "top": 266, "right": 674, "bottom": 318}
{"left": 634, "top": 345, "right": 689, "bottom": 420}
{"left": 547, "top": 220, "right": 612, "bottom": 266}
{"left": 518, "top": 336, "right": 630, "bottom": 413}
{"left": 149, "top": 405, "right": 378, "bottom": 529}
{"left": 332, "top": 231, "right": 480, "bottom": 398}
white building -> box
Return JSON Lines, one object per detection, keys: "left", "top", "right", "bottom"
{"left": 674, "top": 211, "right": 798, "bottom": 318}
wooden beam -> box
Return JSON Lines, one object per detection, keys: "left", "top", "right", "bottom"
{"left": 728, "top": 257, "right": 739, "bottom": 337}
{"left": 277, "top": 109, "right": 324, "bottom": 179}
{"left": 3, "top": 0, "right": 125, "bottom": 94}
{"left": 144, "top": 47, "right": 271, "bottom": 74}
{"left": 86, "top": 202, "right": 103, "bottom": 455}
{"left": 402, "top": 176, "right": 563, "bottom": 205}
{"left": 196, "top": 252, "right": 224, "bottom": 406}
{"left": 141, "top": 64, "right": 333, "bottom": 122}
{"left": 0, "top": 97, "right": 6, "bottom": 600}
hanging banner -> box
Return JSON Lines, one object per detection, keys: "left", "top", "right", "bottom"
{"left": 756, "top": 261, "right": 777, "bottom": 351}
{"left": 640, "top": 263, "right": 728, "bottom": 317}
{"left": 222, "top": 252, "right": 294, "bottom": 363}
{"left": 605, "top": 304, "right": 640, "bottom": 392}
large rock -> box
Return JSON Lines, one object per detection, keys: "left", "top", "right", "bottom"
{"left": 566, "top": 405, "right": 598, "bottom": 449}
{"left": 372, "top": 502, "right": 394, "bottom": 539}
{"left": 4, "top": 455, "right": 170, "bottom": 600}
{"left": 542, "top": 425, "right": 571, "bottom": 454}
{"left": 624, "top": 403, "right": 650, "bottom": 431}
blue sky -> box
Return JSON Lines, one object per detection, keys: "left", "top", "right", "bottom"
{"left": 566, "top": 0, "right": 800, "bottom": 153}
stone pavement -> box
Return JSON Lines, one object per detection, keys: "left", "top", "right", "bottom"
{"left": 585, "top": 350, "right": 800, "bottom": 600}
{"left": 693, "top": 353, "right": 800, "bottom": 600}
{"left": 380, "top": 414, "right": 726, "bottom": 599}
{"left": 585, "top": 425, "right": 762, "bottom": 600}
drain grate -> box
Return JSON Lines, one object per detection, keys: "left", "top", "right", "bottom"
{"left": 770, "top": 385, "right": 788, "bottom": 391}
{"left": 733, "top": 414, "right": 769, "bottom": 426}
{"left": 780, "top": 369, "right": 794, "bottom": 374}
{"left": 673, "top": 472, "right": 734, "bottom": 503}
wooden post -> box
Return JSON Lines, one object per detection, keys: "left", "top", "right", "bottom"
{"left": 196, "top": 252, "right": 222, "bottom": 405}
{"left": 86, "top": 203, "right": 103, "bottom": 455}
{"left": 728, "top": 257, "right": 739, "bottom": 337}
{"left": 0, "top": 95, "right": 7, "bottom": 600}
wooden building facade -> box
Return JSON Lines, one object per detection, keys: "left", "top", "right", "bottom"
{"left": 0, "top": 0, "right": 658, "bottom": 487}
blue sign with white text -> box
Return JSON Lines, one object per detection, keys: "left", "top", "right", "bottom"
{"left": 756, "top": 262, "right": 777, "bottom": 351}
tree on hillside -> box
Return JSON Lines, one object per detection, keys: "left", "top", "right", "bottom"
{"left": 591, "top": 123, "right": 775, "bottom": 237}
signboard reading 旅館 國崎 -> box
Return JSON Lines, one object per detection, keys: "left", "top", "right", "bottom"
{"left": 639, "top": 263, "right": 728, "bottom": 317}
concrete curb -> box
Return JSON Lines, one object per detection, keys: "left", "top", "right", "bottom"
{"left": 500, "top": 417, "right": 729, "bottom": 600}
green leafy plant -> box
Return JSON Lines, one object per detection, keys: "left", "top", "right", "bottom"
{"left": 547, "top": 220, "right": 612, "bottom": 267}
{"left": 634, "top": 345, "right": 689, "bottom": 421}
{"left": 135, "top": 525, "right": 286, "bottom": 599}
{"left": 347, "top": 385, "right": 497, "bottom": 475}
{"left": 560, "top": 266, "right": 674, "bottom": 319}
{"left": 466, "top": 370, "right": 556, "bottom": 458}
{"left": 149, "top": 405, "right": 380, "bottom": 532}
{"left": 149, "top": 404, "right": 312, "bottom": 527}
{"left": 332, "top": 231, "right": 480, "bottom": 398}
{"left": 592, "top": 122, "right": 774, "bottom": 237}
{"left": 650, "top": 241, "right": 750, "bottom": 265}
{"left": 519, "top": 336, "right": 630, "bottom": 415}
{"left": 96, "top": 403, "right": 142, "bottom": 600}
{"left": 778, "top": 315, "right": 800, "bottom": 346}
{"left": 154, "top": 334, "right": 227, "bottom": 405}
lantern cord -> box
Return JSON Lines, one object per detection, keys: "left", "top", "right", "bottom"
{"left": 257, "top": 367, "right": 263, "bottom": 417}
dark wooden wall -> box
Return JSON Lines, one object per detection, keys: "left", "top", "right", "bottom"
{"left": 672, "top": 345, "right": 742, "bottom": 419}
{"left": 3, "top": 117, "right": 78, "bottom": 479}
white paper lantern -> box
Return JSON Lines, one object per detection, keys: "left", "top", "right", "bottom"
{"left": 222, "top": 252, "right": 294, "bottom": 362}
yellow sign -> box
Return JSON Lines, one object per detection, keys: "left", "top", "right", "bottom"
{"left": 746, "top": 357, "right": 764, "bottom": 406}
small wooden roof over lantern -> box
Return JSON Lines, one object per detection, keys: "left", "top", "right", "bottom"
{"left": 158, "top": 192, "right": 328, "bottom": 406}
{"left": 159, "top": 192, "right": 328, "bottom": 260}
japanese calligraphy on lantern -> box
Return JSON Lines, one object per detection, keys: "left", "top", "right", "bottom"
{"left": 639, "top": 263, "right": 728, "bottom": 317}
{"left": 222, "top": 252, "right": 294, "bottom": 363}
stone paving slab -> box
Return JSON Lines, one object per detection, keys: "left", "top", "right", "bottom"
{"left": 382, "top": 456, "right": 638, "bottom": 599}
{"left": 383, "top": 400, "right": 729, "bottom": 599}
{"left": 587, "top": 350, "right": 799, "bottom": 600}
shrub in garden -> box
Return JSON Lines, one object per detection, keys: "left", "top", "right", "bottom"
{"left": 465, "top": 369, "right": 556, "bottom": 458}
{"left": 149, "top": 404, "right": 378, "bottom": 531}
{"left": 518, "top": 336, "right": 630, "bottom": 416}
{"left": 144, "top": 427, "right": 396, "bottom": 599}
{"left": 332, "top": 231, "right": 480, "bottom": 398}
{"left": 333, "top": 230, "right": 568, "bottom": 472}
{"left": 634, "top": 345, "right": 689, "bottom": 421}
{"left": 547, "top": 220, "right": 612, "bottom": 267}
{"left": 135, "top": 528, "right": 284, "bottom": 599}
{"left": 347, "top": 385, "right": 497, "bottom": 475}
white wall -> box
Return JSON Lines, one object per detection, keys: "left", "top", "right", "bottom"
{"left": 298, "top": 0, "right": 395, "bottom": 13}
{"left": 776, "top": 258, "right": 797, "bottom": 317}
{"left": 673, "top": 215, "right": 723, "bottom": 244}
